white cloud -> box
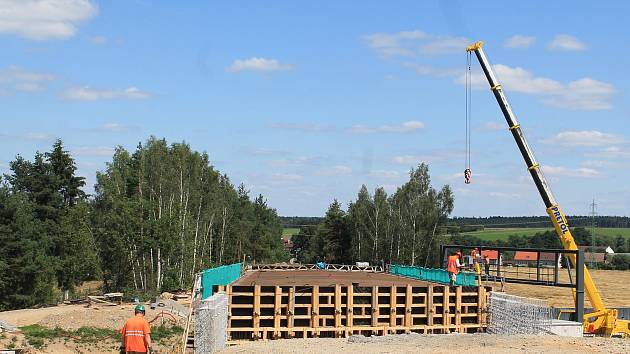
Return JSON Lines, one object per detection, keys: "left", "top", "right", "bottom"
{"left": 462, "top": 64, "right": 615, "bottom": 111}
{"left": 543, "top": 78, "right": 615, "bottom": 110}
{"left": 587, "top": 146, "right": 630, "bottom": 159}
{"left": 481, "top": 121, "right": 505, "bottom": 131}
{"left": 489, "top": 191, "right": 521, "bottom": 199}
{"left": 267, "top": 156, "right": 318, "bottom": 168}
{"left": 317, "top": 165, "right": 352, "bottom": 177}
{"left": 421, "top": 36, "right": 469, "bottom": 55}
{"left": 504, "top": 35, "right": 536, "bottom": 49}
{"left": 63, "top": 86, "right": 150, "bottom": 100}
{"left": 404, "top": 63, "right": 459, "bottom": 77}
{"left": 242, "top": 147, "right": 287, "bottom": 156}
{"left": 548, "top": 34, "right": 586, "bottom": 51}
{"left": 392, "top": 149, "right": 463, "bottom": 166}
{"left": 227, "top": 57, "right": 294, "bottom": 73}
{"left": 268, "top": 122, "right": 335, "bottom": 133}
{"left": 363, "top": 30, "right": 467, "bottom": 57}
{"left": 0, "top": 0, "right": 97, "bottom": 40}
{"left": 96, "top": 122, "right": 139, "bottom": 133}
{"left": 363, "top": 30, "right": 430, "bottom": 57}
{"left": 581, "top": 159, "right": 630, "bottom": 169}
{"left": 350, "top": 120, "right": 424, "bottom": 134}
{"left": 270, "top": 173, "right": 304, "bottom": 182}
{"left": 89, "top": 35, "right": 107, "bottom": 44}
{"left": 543, "top": 165, "right": 600, "bottom": 178}
{"left": 393, "top": 155, "right": 426, "bottom": 165}
{"left": 23, "top": 132, "right": 55, "bottom": 141}
{"left": 0, "top": 132, "right": 55, "bottom": 141}
{"left": 0, "top": 66, "right": 55, "bottom": 92}
{"left": 544, "top": 130, "right": 624, "bottom": 147}
{"left": 370, "top": 170, "right": 401, "bottom": 179}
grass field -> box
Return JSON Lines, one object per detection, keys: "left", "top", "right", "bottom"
{"left": 460, "top": 227, "right": 630, "bottom": 241}
{"left": 282, "top": 228, "right": 301, "bottom": 237}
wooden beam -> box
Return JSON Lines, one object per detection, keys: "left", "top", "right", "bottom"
{"left": 455, "top": 286, "right": 462, "bottom": 333}
{"left": 312, "top": 285, "right": 319, "bottom": 336}
{"left": 347, "top": 285, "right": 354, "bottom": 337}
{"left": 443, "top": 286, "right": 450, "bottom": 332}
{"left": 334, "top": 284, "right": 341, "bottom": 335}
{"left": 371, "top": 286, "right": 378, "bottom": 334}
{"left": 404, "top": 284, "right": 412, "bottom": 333}
{"left": 253, "top": 285, "right": 261, "bottom": 339}
{"left": 273, "top": 286, "right": 281, "bottom": 338}
{"left": 287, "top": 286, "right": 295, "bottom": 338}
{"left": 427, "top": 285, "right": 434, "bottom": 330}
{"left": 389, "top": 286, "right": 397, "bottom": 332}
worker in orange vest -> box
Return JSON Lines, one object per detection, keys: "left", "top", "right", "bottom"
{"left": 447, "top": 251, "right": 462, "bottom": 286}
{"left": 471, "top": 248, "right": 481, "bottom": 274}
{"left": 120, "top": 304, "right": 152, "bottom": 354}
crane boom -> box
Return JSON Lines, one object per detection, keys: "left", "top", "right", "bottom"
{"left": 466, "top": 41, "right": 629, "bottom": 337}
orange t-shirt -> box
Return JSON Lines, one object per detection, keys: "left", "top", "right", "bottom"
{"left": 120, "top": 316, "right": 151, "bottom": 352}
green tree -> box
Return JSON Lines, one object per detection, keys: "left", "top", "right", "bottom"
{"left": 92, "top": 137, "right": 287, "bottom": 292}
{"left": 318, "top": 200, "right": 349, "bottom": 263}
{"left": 0, "top": 186, "right": 56, "bottom": 310}
{"left": 4, "top": 140, "right": 96, "bottom": 295}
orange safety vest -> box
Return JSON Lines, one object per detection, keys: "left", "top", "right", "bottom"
{"left": 447, "top": 255, "right": 460, "bottom": 274}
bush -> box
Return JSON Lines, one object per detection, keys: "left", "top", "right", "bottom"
{"left": 610, "top": 254, "right": 630, "bottom": 270}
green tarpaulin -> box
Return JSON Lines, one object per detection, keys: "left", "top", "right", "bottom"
{"left": 390, "top": 264, "right": 477, "bottom": 286}
{"left": 200, "top": 263, "right": 242, "bottom": 299}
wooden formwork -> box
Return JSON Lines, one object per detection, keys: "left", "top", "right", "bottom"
{"left": 250, "top": 264, "right": 384, "bottom": 272}
{"left": 215, "top": 284, "right": 490, "bottom": 341}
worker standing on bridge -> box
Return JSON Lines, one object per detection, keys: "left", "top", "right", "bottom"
{"left": 447, "top": 251, "right": 462, "bottom": 286}
{"left": 120, "top": 304, "right": 152, "bottom": 354}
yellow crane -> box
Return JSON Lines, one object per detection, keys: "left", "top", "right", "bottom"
{"left": 466, "top": 40, "right": 629, "bottom": 337}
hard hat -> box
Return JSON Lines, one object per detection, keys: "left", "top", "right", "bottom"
{"left": 134, "top": 304, "right": 145, "bottom": 313}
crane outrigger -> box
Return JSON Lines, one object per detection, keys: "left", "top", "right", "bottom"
{"left": 466, "top": 41, "right": 629, "bottom": 337}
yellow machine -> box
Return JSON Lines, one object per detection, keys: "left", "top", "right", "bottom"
{"left": 466, "top": 40, "right": 630, "bottom": 337}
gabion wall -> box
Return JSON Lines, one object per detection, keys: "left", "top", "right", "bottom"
{"left": 195, "top": 292, "right": 228, "bottom": 354}
{"left": 487, "top": 292, "right": 553, "bottom": 335}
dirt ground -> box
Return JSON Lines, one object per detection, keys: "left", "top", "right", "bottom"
{"left": 218, "top": 333, "right": 630, "bottom": 354}
{"left": 235, "top": 270, "right": 430, "bottom": 286}
{"left": 498, "top": 269, "right": 630, "bottom": 307}
{"left": 0, "top": 303, "right": 185, "bottom": 353}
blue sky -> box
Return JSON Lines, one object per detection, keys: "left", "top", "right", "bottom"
{"left": 0, "top": 0, "right": 628, "bottom": 217}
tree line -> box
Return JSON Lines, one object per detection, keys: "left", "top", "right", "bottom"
{"left": 0, "top": 137, "right": 286, "bottom": 310}
{"left": 449, "top": 215, "right": 630, "bottom": 230}
{"left": 291, "top": 163, "right": 454, "bottom": 268}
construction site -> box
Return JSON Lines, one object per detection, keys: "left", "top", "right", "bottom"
{"left": 1, "top": 2, "right": 629, "bottom": 353}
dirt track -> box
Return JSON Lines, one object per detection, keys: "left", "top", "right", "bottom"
{"left": 0, "top": 303, "right": 183, "bottom": 353}
{"left": 218, "top": 333, "right": 630, "bottom": 354}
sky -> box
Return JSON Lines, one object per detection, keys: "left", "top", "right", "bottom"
{"left": 0, "top": 0, "right": 628, "bottom": 217}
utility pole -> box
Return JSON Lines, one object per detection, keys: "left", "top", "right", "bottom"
{"left": 589, "top": 199, "right": 597, "bottom": 269}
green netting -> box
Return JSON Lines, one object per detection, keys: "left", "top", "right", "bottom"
{"left": 390, "top": 264, "right": 476, "bottom": 286}
{"left": 200, "top": 263, "right": 242, "bottom": 299}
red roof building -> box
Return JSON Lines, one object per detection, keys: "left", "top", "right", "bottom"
{"left": 514, "top": 251, "right": 538, "bottom": 261}
{"left": 480, "top": 250, "right": 498, "bottom": 260}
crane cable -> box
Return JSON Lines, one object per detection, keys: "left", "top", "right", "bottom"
{"left": 464, "top": 51, "right": 472, "bottom": 184}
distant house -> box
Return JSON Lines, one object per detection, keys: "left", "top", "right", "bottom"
{"left": 584, "top": 253, "right": 607, "bottom": 264}
{"left": 577, "top": 246, "right": 608, "bottom": 264}
{"left": 513, "top": 251, "right": 558, "bottom": 267}
{"left": 281, "top": 234, "right": 293, "bottom": 252}
{"left": 480, "top": 250, "right": 499, "bottom": 265}
{"left": 513, "top": 251, "right": 538, "bottom": 266}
